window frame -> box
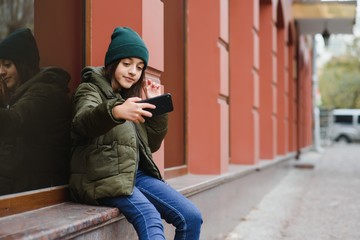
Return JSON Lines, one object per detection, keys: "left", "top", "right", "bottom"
{"left": 0, "top": 186, "right": 68, "bottom": 217}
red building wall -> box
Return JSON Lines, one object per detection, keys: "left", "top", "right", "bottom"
{"left": 229, "top": 0, "right": 258, "bottom": 165}
{"left": 84, "top": 0, "right": 314, "bottom": 176}
{"left": 259, "top": 2, "right": 276, "bottom": 160}
{"left": 186, "top": 0, "right": 223, "bottom": 174}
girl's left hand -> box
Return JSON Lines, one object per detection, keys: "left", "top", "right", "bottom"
{"left": 143, "top": 79, "right": 161, "bottom": 99}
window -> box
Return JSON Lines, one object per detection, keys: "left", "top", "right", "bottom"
{"left": 334, "top": 115, "right": 353, "bottom": 124}
{"left": 0, "top": 0, "right": 34, "bottom": 38}
{"left": 0, "top": 0, "right": 84, "bottom": 216}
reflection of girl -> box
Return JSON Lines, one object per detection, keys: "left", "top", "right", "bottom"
{"left": 69, "top": 27, "right": 202, "bottom": 240}
{"left": 0, "top": 28, "right": 71, "bottom": 195}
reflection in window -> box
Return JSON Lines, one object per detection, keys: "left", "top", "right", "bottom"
{"left": 0, "top": 0, "right": 71, "bottom": 196}
{"left": 0, "top": 0, "right": 34, "bottom": 40}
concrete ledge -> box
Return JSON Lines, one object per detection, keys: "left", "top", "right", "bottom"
{"left": 0, "top": 202, "right": 121, "bottom": 239}
{"left": 0, "top": 152, "right": 297, "bottom": 240}
{"left": 168, "top": 152, "right": 296, "bottom": 197}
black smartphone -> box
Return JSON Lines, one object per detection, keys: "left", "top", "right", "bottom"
{"left": 139, "top": 93, "right": 174, "bottom": 116}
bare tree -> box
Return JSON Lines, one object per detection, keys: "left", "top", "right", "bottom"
{"left": 0, "top": 0, "right": 34, "bottom": 40}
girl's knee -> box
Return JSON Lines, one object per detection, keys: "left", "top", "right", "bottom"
{"left": 177, "top": 207, "right": 202, "bottom": 240}
{"left": 188, "top": 207, "right": 203, "bottom": 227}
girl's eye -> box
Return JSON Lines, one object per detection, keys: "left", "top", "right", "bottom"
{"left": 2, "top": 61, "right": 13, "bottom": 68}
{"left": 137, "top": 66, "right": 143, "bottom": 71}
{"left": 2, "top": 63, "right": 12, "bottom": 68}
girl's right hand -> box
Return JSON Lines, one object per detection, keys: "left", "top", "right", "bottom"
{"left": 0, "top": 78, "right": 9, "bottom": 107}
{"left": 112, "top": 97, "right": 156, "bottom": 123}
{"left": 0, "top": 77, "right": 4, "bottom": 95}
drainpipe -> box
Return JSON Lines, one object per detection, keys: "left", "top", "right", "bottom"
{"left": 295, "top": 31, "right": 301, "bottom": 160}
{"left": 312, "top": 35, "right": 322, "bottom": 152}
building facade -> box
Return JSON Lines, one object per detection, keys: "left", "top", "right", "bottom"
{"left": 0, "top": 0, "right": 317, "bottom": 238}
{"left": 75, "top": 0, "right": 313, "bottom": 177}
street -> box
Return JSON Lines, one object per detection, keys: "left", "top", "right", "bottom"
{"left": 225, "top": 144, "right": 360, "bottom": 240}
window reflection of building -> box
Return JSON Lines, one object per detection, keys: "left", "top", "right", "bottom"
{"left": 0, "top": 1, "right": 37, "bottom": 197}
{"left": 0, "top": 0, "right": 83, "bottom": 197}
{"left": 0, "top": 0, "right": 34, "bottom": 40}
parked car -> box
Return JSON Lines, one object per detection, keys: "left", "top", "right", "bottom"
{"left": 328, "top": 109, "right": 360, "bottom": 143}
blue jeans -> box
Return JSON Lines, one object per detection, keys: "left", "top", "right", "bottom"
{"left": 99, "top": 170, "right": 203, "bottom": 240}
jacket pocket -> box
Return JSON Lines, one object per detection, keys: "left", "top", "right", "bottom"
{"left": 86, "top": 141, "right": 119, "bottom": 181}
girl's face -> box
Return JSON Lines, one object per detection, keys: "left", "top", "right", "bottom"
{"left": 0, "top": 59, "right": 21, "bottom": 91}
{"left": 111, "top": 57, "right": 145, "bottom": 91}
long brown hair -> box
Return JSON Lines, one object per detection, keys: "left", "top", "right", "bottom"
{"left": 14, "top": 60, "right": 40, "bottom": 84}
{"left": 104, "top": 59, "right": 146, "bottom": 99}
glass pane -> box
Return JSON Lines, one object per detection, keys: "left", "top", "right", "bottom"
{"left": 0, "top": 0, "right": 83, "bottom": 196}
{"left": 334, "top": 115, "right": 353, "bottom": 124}
{"left": 0, "top": 0, "right": 34, "bottom": 39}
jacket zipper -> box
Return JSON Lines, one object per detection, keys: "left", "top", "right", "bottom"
{"left": 132, "top": 123, "right": 162, "bottom": 180}
{"left": 131, "top": 123, "right": 140, "bottom": 194}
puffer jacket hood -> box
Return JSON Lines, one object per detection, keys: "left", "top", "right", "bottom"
{"left": 12, "top": 67, "right": 70, "bottom": 102}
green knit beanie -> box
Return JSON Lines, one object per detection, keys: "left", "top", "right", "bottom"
{"left": 0, "top": 28, "right": 40, "bottom": 69}
{"left": 105, "top": 27, "right": 149, "bottom": 67}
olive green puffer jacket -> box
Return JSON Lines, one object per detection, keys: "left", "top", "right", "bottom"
{"left": 69, "top": 67, "right": 168, "bottom": 205}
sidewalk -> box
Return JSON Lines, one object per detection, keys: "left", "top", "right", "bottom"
{"left": 224, "top": 144, "right": 360, "bottom": 240}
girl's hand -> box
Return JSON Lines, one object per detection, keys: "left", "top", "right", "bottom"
{"left": 0, "top": 78, "right": 4, "bottom": 96}
{"left": 143, "top": 79, "right": 161, "bottom": 99}
{"left": 0, "top": 78, "right": 9, "bottom": 107}
{"left": 112, "top": 97, "right": 156, "bottom": 123}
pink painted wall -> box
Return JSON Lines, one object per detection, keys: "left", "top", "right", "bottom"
{"left": 89, "top": 0, "right": 142, "bottom": 67}
{"left": 259, "top": 3, "right": 275, "bottom": 160}
{"left": 229, "top": 1, "right": 258, "bottom": 165}
{"left": 219, "top": 0, "right": 230, "bottom": 173}
{"left": 186, "top": 0, "right": 222, "bottom": 174}
{"left": 90, "top": 0, "right": 164, "bottom": 70}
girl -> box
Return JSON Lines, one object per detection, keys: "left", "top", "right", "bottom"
{"left": 69, "top": 27, "right": 202, "bottom": 240}
{"left": 0, "top": 28, "right": 71, "bottom": 195}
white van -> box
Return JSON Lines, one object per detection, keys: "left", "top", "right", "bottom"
{"left": 328, "top": 109, "right": 360, "bottom": 143}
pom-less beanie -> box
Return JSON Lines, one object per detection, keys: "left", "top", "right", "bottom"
{"left": 0, "top": 28, "right": 40, "bottom": 69}
{"left": 105, "top": 27, "right": 149, "bottom": 67}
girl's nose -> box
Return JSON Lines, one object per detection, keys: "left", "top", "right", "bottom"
{"left": 129, "top": 65, "right": 136, "bottom": 75}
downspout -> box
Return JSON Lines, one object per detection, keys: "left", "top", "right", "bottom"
{"left": 295, "top": 28, "right": 301, "bottom": 160}
{"left": 312, "top": 35, "right": 322, "bottom": 152}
